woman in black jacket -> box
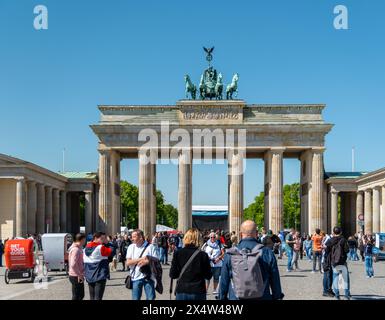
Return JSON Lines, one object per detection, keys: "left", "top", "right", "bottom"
{"left": 169, "top": 229, "right": 212, "bottom": 300}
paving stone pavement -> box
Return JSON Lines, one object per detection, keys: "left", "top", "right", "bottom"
{"left": 1, "top": 254, "right": 385, "bottom": 300}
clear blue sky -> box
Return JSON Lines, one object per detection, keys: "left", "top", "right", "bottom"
{"left": 1, "top": 0, "right": 385, "bottom": 208}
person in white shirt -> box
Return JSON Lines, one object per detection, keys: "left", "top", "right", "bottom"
{"left": 203, "top": 232, "right": 225, "bottom": 295}
{"left": 126, "top": 229, "right": 159, "bottom": 300}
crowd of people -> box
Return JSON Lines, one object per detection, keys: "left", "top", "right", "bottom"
{"left": 0, "top": 224, "right": 379, "bottom": 301}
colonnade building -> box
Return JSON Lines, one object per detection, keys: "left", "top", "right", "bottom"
{"left": 1, "top": 101, "right": 384, "bottom": 240}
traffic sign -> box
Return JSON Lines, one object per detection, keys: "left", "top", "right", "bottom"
{"left": 358, "top": 214, "right": 364, "bottom": 221}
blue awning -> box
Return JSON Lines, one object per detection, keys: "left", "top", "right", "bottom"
{"left": 192, "top": 210, "right": 228, "bottom": 217}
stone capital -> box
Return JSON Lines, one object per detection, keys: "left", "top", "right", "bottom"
{"left": 310, "top": 147, "right": 326, "bottom": 154}
{"left": 265, "top": 147, "right": 285, "bottom": 155}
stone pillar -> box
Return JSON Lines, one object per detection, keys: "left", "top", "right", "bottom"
{"left": 60, "top": 191, "right": 67, "bottom": 232}
{"left": 138, "top": 152, "right": 155, "bottom": 237}
{"left": 178, "top": 151, "right": 192, "bottom": 233}
{"left": 52, "top": 189, "right": 60, "bottom": 233}
{"left": 300, "top": 151, "right": 311, "bottom": 234}
{"left": 150, "top": 162, "right": 157, "bottom": 234}
{"left": 264, "top": 148, "right": 284, "bottom": 234}
{"left": 110, "top": 150, "right": 121, "bottom": 235}
{"left": 16, "top": 178, "right": 27, "bottom": 237}
{"left": 381, "top": 186, "right": 385, "bottom": 233}
{"left": 36, "top": 184, "right": 46, "bottom": 234}
{"left": 45, "top": 186, "right": 53, "bottom": 233}
{"left": 310, "top": 149, "right": 325, "bottom": 234}
{"left": 98, "top": 150, "right": 111, "bottom": 233}
{"left": 85, "top": 191, "right": 93, "bottom": 236}
{"left": 331, "top": 190, "right": 339, "bottom": 233}
{"left": 228, "top": 151, "right": 244, "bottom": 236}
{"left": 364, "top": 189, "right": 373, "bottom": 235}
{"left": 356, "top": 191, "right": 364, "bottom": 234}
{"left": 373, "top": 187, "right": 381, "bottom": 234}
{"left": 27, "top": 181, "right": 37, "bottom": 234}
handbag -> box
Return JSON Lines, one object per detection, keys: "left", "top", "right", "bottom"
{"left": 170, "top": 249, "right": 201, "bottom": 298}
{"left": 125, "top": 242, "right": 150, "bottom": 290}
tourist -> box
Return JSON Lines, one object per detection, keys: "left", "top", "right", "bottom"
{"left": 303, "top": 235, "right": 313, "bottom": 261}
{"left": 119, "top": 234, "right": 132, "bottom": 271}
{"left": 68, "top": 233, "right": 86, "bottom": 300}
{"left": 84, "top": 232, "right": 115, "bottom": 300}
{"left": 347, "top": 236, "right": 359, "bottom": 261}
{"left": 230, "top": 233, "right": 238, "bottom": 247}
{"left": 300, "top": 233, "right": 306, "bottom": 260}
{"left": 277, "top": 231, "right": 285, "bottom": 259}
{"left": 325, "top": 227, "right": 351, "bottom": 300}
{"left": 202, "top": 232, "right": 225, "bottom": 295}
{"left": 219, "top": 220, "right": 284, "bottom": 300}
{"left": 126, "top": 229, "right": 159, "bottom": 300}
{"left": 159, "top": 232, "right": 169, "bottom": 265}
{"left": 169, "top": 228, "right": 212, "bottom": 300}
{"left": 311, "top": 228, "right": 324, "bottom": 273}
{"left": 321, "top": 234, "right": 334, "bottom": 298}
{"left": 0, "top": 240, "right": 4, "bottom": 267}
{"left": 358, "top": 234, "right": 365, "bottom": 262}
{"left": 285, "top": 229, "right": 295, "bottom": 272}
{"left": 292, "top": 232, "right": 302, "bottom": 271}
{"left": 364, "top": 235, "right": 375, "bottom": 278}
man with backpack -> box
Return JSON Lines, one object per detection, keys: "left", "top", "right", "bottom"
{"left": 219, "top": 220, "right": 284, "bottom": 300}
{"left": 325, "top": 227, "right": 351, "bottom": 300}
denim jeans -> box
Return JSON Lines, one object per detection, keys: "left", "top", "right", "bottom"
{"left": 332, "top": 265, "right": 350, "bottom": 298}
{"left": 313, "top": 251, "right": 322, "bottom": 272}
{"left": 365, "top": 255, "right": 374, "bottom": 277}
{"left": 322, "top": 269, "right": 333, "bottom": 294}
{"left": 348, "top": 248, "right": 358, "bottom": 261}
{"left": 132, "top": 278, "right": 155, "bottom": 300}
{"left": 286, "top": 248, "right": 293, "bottom": 270}
{"left": 176, "top": 293, "right": 207, "bottom": 301}
{"left": 292, "top": 250, "right": 299, "bottom": 269}
{"left": 159, "top": 247, "right": 168, "bottom": 264}
{"left": 305, "top": 247, "right": 312, "bottom": 261}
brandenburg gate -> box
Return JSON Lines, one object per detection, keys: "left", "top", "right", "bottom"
{"left": 90, "top": 48, "right": 333, "bottom": 237}
{"left": 91, "top": 100, "right": 333, "bottom": 237}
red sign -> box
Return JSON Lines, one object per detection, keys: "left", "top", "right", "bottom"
{"left": 358, "top": 214, "right": 364, "bottom": 221}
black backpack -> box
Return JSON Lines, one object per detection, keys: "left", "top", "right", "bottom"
{"left": 331, "top": 238, "right": 347, "bottom": 267}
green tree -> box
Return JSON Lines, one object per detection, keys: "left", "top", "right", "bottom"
{"left": 120, "top": 181, "right": 139, "bottom": 229}
{"left": 120, "top": 180, "right": 178, "bottom": 229}
{"left": 243, "top": 192, "right": 264, "bottom": 228}
{"left": 243, "top": 183, "right": 301, "bottom": 231}
{"left": 283, "top": 183, "right": 300, "bottom": 230}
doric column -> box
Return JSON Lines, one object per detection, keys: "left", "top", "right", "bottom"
{"left": 382, "top": 186, "right": 385, "bottom": 233}
{"left": 300, "top": 151, "right": 311, "bottom": 234}
{"left": 364, "top": 189, "right": 373, "bottom": 235}
{"left": 36, "top": 183, "right": 46, "bottom": 234}
{"left": 45, "top": 186, "right": 53, "bottom": 233}
{"left": 264, "top": 148, "right": 284, "bottom": 234}
{"left": 85, "top": 191, "right": 93, "bottom": 236}
{"left": 150, "top": 162, "right": 157, "bottom": 234}
{"left": 98, "top": 150, "right": 111, "bottom": 233}
{"left": 310, "top": 148, "right": 325, "bottom": 233}
{"left": 110, "top": 150, "right": 121, "bottom": 235}
{"left": 373, "top": 187, "right": 381, "bottom": 234}
{"left": 228, "top": 150, "right": 244, "bottom": 236}
{"left": 138, "top": 151, "right": 155, "bottom": 237}
{"left": 27, "top": 181, "right": 37, "bottom": 234}
{"left": 60, "top": 191, "right": 67, "bottom": 232}
{"left": 356, "top": 191, "right": 364, "bottom": 233}
{"left": 178, "top": 151, "right": 192, "bottom": 233}
{"left": 330, "top": 190, "right": 339, "bottom": 233}
{"left": 16, "top": 178, "right": 27, "bottom": 237}
{"left": 52, "top": 189, "right": 60, "bottom": 233}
